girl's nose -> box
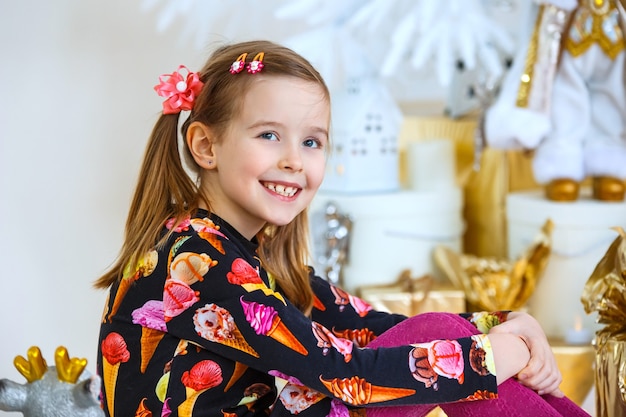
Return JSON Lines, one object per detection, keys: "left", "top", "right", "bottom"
{"left": 279, "top": 143, "right": 304, "bottom": 172}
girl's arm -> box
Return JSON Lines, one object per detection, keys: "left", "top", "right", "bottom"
{"left": 488, "top": 311, "right": 563, "bottom": 396}
{"left": 487, "top": 333, "right": 530, "bottom": 384}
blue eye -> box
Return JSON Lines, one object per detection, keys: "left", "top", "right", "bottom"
{"left": 259, "top": 132, "right": 278, "bottom": 141}
{"left": 303, "top": 138, "right": 322, "bottom": 149}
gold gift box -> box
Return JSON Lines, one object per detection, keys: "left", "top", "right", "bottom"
{"left": 356, "top": 271, "right": 466, "bottom": 317}
{"left": 549, "top": 339, "right": 596, "bottom": 407}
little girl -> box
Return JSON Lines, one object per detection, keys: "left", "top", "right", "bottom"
{"left": 95, "top": 40, "right": 589, "bottom": 416}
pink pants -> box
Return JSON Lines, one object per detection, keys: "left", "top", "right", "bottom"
{"left": 365, "top": 313, "right": 591, "bottom": 417}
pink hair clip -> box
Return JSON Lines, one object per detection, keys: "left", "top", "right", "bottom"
{"left": 229, "top": 53, "right": 248, "bottom": 74}
{"left": 154, "top": 65, "right": 204, "bottom": 115}
{"left": 247, "top": 52, "right": 265, "bottom": 74}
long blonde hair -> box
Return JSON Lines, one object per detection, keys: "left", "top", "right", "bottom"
{"left": 94, "top": 40, "right": 330, "bottom": 314}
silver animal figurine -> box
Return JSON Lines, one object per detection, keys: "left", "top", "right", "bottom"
{"left": 0, "top": 346, "right": 104, "bottom": 417}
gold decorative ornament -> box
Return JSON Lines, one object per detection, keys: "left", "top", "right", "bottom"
{"left": 582, "top": 226, "right": 626, "bottom": 328}
{"left": 14, "top": 346, "right": 87, "bottom": 384}
{"left": 582, "top": 226, "right": 626, "bottom": 416}
{"left": 54, "top": 346, "right": 89, "bottom": 384}
{"left": 13, "top": 346, "right": 48, "bottom": 383}
{"left": 434, "top": 219, "right": 553, "bottom": 311}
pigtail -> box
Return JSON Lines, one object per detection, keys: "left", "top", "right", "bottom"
{"left": 94, "top": 114, "right": 198, "bottom": 289}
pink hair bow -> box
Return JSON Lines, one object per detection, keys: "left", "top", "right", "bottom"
{"left": 154, "top": 65, "right": 204, "bottom": 115}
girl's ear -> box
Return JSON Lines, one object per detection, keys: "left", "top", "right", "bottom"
{"left": 187, "top": 121, "right": 217, "bottom": 169}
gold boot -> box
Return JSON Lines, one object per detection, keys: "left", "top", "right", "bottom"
{"left": 592, "top": 176, "right": 626, "bottom": 201}
{"left": 545, "top": 178, "right": 580, "bottom": 201}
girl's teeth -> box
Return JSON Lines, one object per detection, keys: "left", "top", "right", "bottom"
{"left": 265, "top": 183, "right": 296, "bottom": 197}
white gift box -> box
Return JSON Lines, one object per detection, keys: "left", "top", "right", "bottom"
{"left": 507, "top": 189, "right": 626, "bottom": 338}
{"left": 310, "top": 189, "right": 464, "bottom": 293}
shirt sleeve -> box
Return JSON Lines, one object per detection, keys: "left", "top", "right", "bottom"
{"left": 164, "top": 233, "right": 498, "bottom": 407}
{"left": 308, "top": 272, "right": 407, "bottom": 346}
{"left": 460, "top": 311, "right": 511, "bottom": 334}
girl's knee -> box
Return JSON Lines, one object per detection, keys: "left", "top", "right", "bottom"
{"left": 369, "top": 313, "right": 479, "bottom": 348}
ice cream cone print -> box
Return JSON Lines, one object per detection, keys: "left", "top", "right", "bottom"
{"left": 190, "top": 217, "right": 227, "bottom": 254}
{"left": 140, "top": 327, "right": 165, "bottom": 373}
{"left": 240, "top": 282, "right": 267, "bottom": 292}
{"left": 198, "top": 231, "right": 225, "bottom": 254}
{"left": 428, "top": 340, "right": 465, "bottom": 384}
{"left": 267, "top": 316, "right": 308, "bottom": 355}
{"left": 194, "top": 303, "right": 259, "bottom": 358}
{"left": 224, "top": 361, "right": 248, "bottom": 392}
{"left": 164, "top": 279, "right": 200, "bottom": 321}
{"left": 170, "top": 252, "right": 217, "bottom": 285}
{"left": 219, "top": 326, "right": 259, "bottom": 358}
{"left": 101, "top": 332, "right": 130, "bottom": 416}
{"left": 240, "top": 298, "right": 304, "bottom": 354}
{"left": 107, "top": 251, "right": 158, "bottom": 322}
{"left": 332, "top": 328, "right": 377, "bottom": 347}
{"left": 312, "top": 294, "right": 326, "bottom": 311}
{"left": 131, "top": 300, "right": 167, "bottom": 373}
{"left": 278, "top": 383, "right": 325, "bottom": 413}
{"left": 107, "top": 278, "right": 132, "bottom": 322}
{"left": 320, "top": 376, "right": 415, "bottom": 406}
{"left": 227, "top": 258, "right": 263, "bottom": 285}
{"left": 241, "top": 283, "right": 286, "bottom": 304}
{"left": 367, "top": 383, "right": 416, "bottom": 403}
{"left": 102, "top": 359, "right": 120, "bottom": 417}
{"left": 135, "top": 398, "right": 152, "bottom": 417}
{"left": 179, "top": 359, "right": 223, "bottom": 417}
{"left": 178, "top": 386, "right": 208, "bottom": 417}
{"left": 227, "top": 259, "right": 287, "bottom": 303}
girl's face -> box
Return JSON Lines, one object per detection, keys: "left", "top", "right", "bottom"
{"left": 204, "top": 75, "right": 330, "bottom": 239}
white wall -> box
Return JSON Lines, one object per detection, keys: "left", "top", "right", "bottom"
{"left": 0, "top": 1, "right": 294, "bottom": 413}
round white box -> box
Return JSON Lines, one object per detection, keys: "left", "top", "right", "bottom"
{"left": 310, "top": 189, "right": 464, "bottom": 293}
{"left": 507, "top": 189, "right": 626, "bottom": 338}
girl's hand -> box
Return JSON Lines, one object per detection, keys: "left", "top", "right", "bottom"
{"left": 489, "top": 311, "right": 564, "bottom": 397}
